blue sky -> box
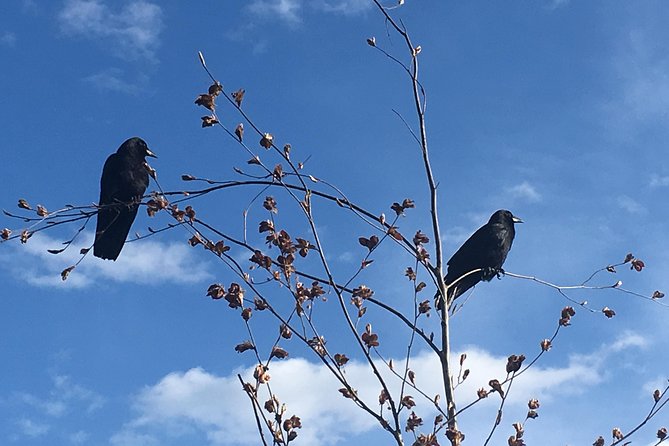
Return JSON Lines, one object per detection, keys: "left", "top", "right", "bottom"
{"left": 1, "top": 1, "right": 668, "bottom": 445}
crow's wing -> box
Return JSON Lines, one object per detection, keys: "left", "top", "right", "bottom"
{"left": 444, "top": 222, "right": 511, "bottom": 300}
{"left": 98, "top": 153, "right": 123, "bottom": 205}
{"left": 94, "top": 154, "right": 140, "bottom": 260}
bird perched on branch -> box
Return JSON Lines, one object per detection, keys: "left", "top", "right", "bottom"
{"left": 442, "top": 209, "right": 522, "bottom": 305}
{"left": 94, "top": 137, "right": 157, "bottom": 260}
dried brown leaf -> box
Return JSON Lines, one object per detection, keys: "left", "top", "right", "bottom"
{"left": 387, "top": 226, "right": 403, "bottom": 241}
{"left": 612, "top": 427, "right": 623, "bottom": 440}
{"left": 540, "top": 339, "right": 552, "bottom": 351}
{"left": 61, "top": 265, "right": 75, "bottom": 281}
{"left": 506, "top": 354, "right": 526, "bottom": 374}
{"left": 339, "top": 387, "right": 357, "bottom": 399}
{"left": 489, "top": 379, "right": 504, "bottom": 397}
{"left": 263, "top": 196, "right": 278, "bottom": 213}
{"left": 232, "top": 88, "right": 245, "bottom": 107}
{"left": 235, "top": 341, "right": 255, "bottom": 353}
{"left": 270, "top": 346, "right": 289, "bottom": 359}
{"left": 20, "top": 230, "right": 32, "bottom": 243}
{"left": 201, "top": 115, "right": 219, "bottom": 127}
{"left": 401, "top": 395, "right": 416, "bottom": 409}
{"left": 235, "top": 123, "right": 244, "bottom": 142}
{"left": 260, "top": 133, "right": 273, "bottom": 149}
{"left": 194, "top": 94, "right": 215, "bottom": 111}
{"left": 358, "top": 235, "right": 379, "bottom": 250}
{"left": 334, "top": 353, "right": 349, "bottom": 367}
{"left": 602, "top": 307, "right": 616, "bottom": 318}
{"left": 208, "top": 81, "right": 223, "bottom": 96}
{"left": 206, "top": 283, "right": 225, "bottom": 299}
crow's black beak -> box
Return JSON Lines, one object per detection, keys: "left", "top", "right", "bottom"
{"left": 512, "top": 215, "right": 523, "bottom": 224}
{"left": 145, "top": 148, "right": 157, "bottom": 158}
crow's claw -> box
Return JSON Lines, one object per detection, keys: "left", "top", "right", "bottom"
{"left": 481, "top": 267, "right": 496, "bottom": 281}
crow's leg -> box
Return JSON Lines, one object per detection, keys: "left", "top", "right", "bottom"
{"left": 482, "top": 267, "right": 505, "bottom": 281}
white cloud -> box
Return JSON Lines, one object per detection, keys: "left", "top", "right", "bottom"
{"left": 248, "top": 0, "right": 303, "bottom": 24}
{"left": 15, "top": 374, "right": 105, "bottom": 418}
{"left": 505, "top": 181, "right": 542, "bottom": 203}
{"left": 649, "top": 173, "right": 669, "bottom": 188}
{"left": 610, "top": 330, "right": 648, "bottom": 351}
{"left": 110, "top": 430, "right": 159, "bottom": 446}
{"left": 247, "top": 0, "right": 370, "bottom": 25}
{"left": 442, "top": 226, "right": 473, "bottom": 250}
{"left": 124, "top": 362, "right": 376, "bottom": 445}
{"left": 617, "top": 194, "right": 646, "bottom": 215}
{"left": 545, "top": 0, "right": 569, "bottom": 10}
{"left": 1, "top": 31, "right": 17, "bottom": 47}
{"left": 83, "top": 68, "right": 146, "bottom": 94}
{"left": 336, "top": 250, "right": 355, "bottom": 262}
{"left": 607, "top": 25, "right": 669, "bottom": 126}
{"left": 22, "top": 0, "right": 39, "bottom": 13}
{"left": 642, "top": 375, "right": 668, "bottom": 397}
{"left": 18, "top": 393, "right": 67, "bottom": 417}
{"left": 114, "top": 332, "right": 645, "bottom": 445}
{"left": 15, "top": 418, "right": 50, "bottom": 438}
{"left": 69, "top": 430, "right": 90, "bottom": 444}
{"left": 1, "top": 232, "right": 212, "bottom": 288}
{"left": 620, "top": 31, "right": 669, "bottom": 120}
{"left": 58, "top": 0, "right": 163, "bottom": 61}
{"left": 313, "top": 0, "right": 372, "bottom": 15}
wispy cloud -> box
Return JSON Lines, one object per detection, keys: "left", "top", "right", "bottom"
{"left": 246, "top": 0, "right": 371, "bottom": 26}
{"left": 606, "top": 20, "right": 669, "bottom": 128}
{"left": 58, "top": 0, "right": 163, "bottom": 61}
{"left": 442, "top": 226, "right": 473, "bottom": 250}
{"left": 1, "top": 232, "right": 212, "bottom": 288}
{"left": 649, "top": 173, "right": 669, "bottom": 188}
{"left": 83, "top": 68, "right": 146, "bottom": 94}
{"left": 69, "top": 430, "right": 90, "bottom": 444}
{"left": 16, "top": 374, "right": 105, "bottom": 418}
{"left": 545, "top": 0, "right": 569, "bottom": 10}
{"left": 248, "top": 0, "right": 303, "bottom": 25}
{"left": 21, "top": 0, "right": 39, "bottom": 13}
{"left": 110, "top": 430, "right": 159, "bottom": 446}
{"left": 610, "top": 330, "right": 647, "bottom": 351}
{"left": 15, "top": 418, "right": 50, "bottom": 438}
{"left": 505, "top": 181, "right": 542, "bottom": 203}
{"left": 617, "top": 194, "right": 646, "bottom": 215}
{"left": 0, "top": 31, "right": 17, "bottom": 47}
{"left": 619, "top": 30, "right": 669, "bottom": 121}
{"left": 6, "top": 374, "right": 104, "bottom": 442}
{"left": 313, "top": 0, "right": 372, "bottom": 15}
{"left": 114, "top": 332, "right": 645, "bottom": 445}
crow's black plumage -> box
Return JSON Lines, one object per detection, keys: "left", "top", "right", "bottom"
{"left": 444, "top": 209, "right": 522, "bottom": 303}
{"left": 94, "top": 137, "right": 156, "bottom": 261}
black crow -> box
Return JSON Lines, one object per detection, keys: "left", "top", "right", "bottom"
{"left": 93, "top": 137, "right": 156, "bottom": 260}
{"left": 443, "top": 209, "right": 522, "bottom": 304}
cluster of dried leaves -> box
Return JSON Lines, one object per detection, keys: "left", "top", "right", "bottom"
{"left": 592, "top": 424, "right": 667, "bottom": 445}
{"left": 250, "top": 230, "right": 314, "bottom": 292}
{"left": 242, "top": 381, "right": 303, "bottom": 443}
